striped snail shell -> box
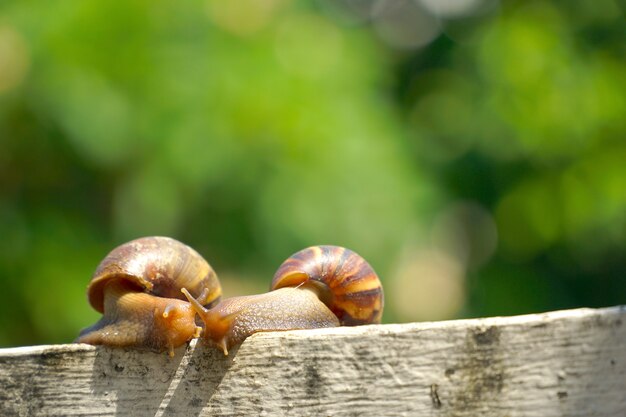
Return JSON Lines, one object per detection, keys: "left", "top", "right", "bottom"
{"left": 87, "top": 236, "right": 221, "bottom": 312}
{"left": 271, "top": 245, "right": 384, "bottom": 325}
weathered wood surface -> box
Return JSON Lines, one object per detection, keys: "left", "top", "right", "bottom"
{"left": 0, "top": 306, "right": 625, "bottom": 416}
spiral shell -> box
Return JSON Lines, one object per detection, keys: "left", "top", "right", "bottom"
{"left": 87, "top": 236, "right": 221, "bottom": 312}
{"left": 271, "top": 245, "right": 383, "bottom": 325}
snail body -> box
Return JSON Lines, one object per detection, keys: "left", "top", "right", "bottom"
{"left": 77, "top": 281, "right": 201, "bottom": 353}
{"left": 183, "top": 245, "right": 383, "bottom": 355}
{"left": 182, "top": 286, "right": 340, "bottom": 355}
{"left": 76, "top": 236, "right": 221, "bottom": 356}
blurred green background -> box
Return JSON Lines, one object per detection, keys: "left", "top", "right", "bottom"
{"left": 0, "top": 0, "right": 624, "bottom": 347}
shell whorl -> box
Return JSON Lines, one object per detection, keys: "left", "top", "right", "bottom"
{"left": 87, "top": 236, "right": 221, "bottom": 313}
{"left": 271, "top": 245, "right": 383, "bottom": 325}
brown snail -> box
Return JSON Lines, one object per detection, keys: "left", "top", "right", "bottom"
{"left": 182, "top": 245, "right": 383, "bottom": 355}
{"left": 76, "top": 236, "right": 221, "bottom": 356}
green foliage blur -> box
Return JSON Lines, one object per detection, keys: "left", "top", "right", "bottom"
{"left": 0, "top": 0, "right": 624, "bottom": 347}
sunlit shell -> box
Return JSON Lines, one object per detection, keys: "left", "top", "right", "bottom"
{"left": 271, "top": 245, "right": 383, "bottom": 325}
{"left": 87, "top": 236, "right": 221, "bottom": 313}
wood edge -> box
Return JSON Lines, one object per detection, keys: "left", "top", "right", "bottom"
{"left": 1, "top": 305, "right": 623, "bottom": 357}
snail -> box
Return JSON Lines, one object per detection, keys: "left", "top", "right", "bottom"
{"left": 182, "top": 245, "right": 383, "bottom": 355}
{"left": 76, "top": 236, "right": 222, "bottom": 357}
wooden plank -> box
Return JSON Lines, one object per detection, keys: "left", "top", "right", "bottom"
{"left": 1, "top": 306, "right": 625, "bottom": 416}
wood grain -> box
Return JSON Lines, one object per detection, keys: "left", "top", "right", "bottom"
{"left": 1, "top": 306, "right": 625, "bottom": 416}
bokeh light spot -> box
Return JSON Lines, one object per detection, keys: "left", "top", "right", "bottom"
{"left": 207, "top": 0, "right": 287, "bottom": 36}
{"left": 391, "top": 248, "right": 465, "bottom": 321}
{"left": 431, "top": 201, "right": 498, "bottom": 269}
{"left": 0, "top": 25, "right": 30, "bottom": 94}
{"left": 274, "top": 13, "right": 344, "bottom": 79}
{"left": 372, "top": 0, "right": 441, "bottom": 50}
{"left": 419, "top": 0, "right": 494, "bottom": 19}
